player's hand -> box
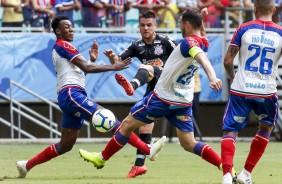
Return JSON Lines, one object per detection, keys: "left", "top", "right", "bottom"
{"left": 103, "top": 49, "right": 116, "bottom": 60}
{"left": 112, "top": 57, "right": 132, "bottom": 71}
{"left": 89, "top": 40, "right": 98, "bottom": 62}
{"left": 200, "top": 7, "right": 208, "bottom": 16}
{"left": 209, "top": 78, "right": 222, "bottom": 91}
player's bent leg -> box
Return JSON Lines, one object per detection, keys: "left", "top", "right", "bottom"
{"left": 177, "top": 130, "right": 221, "bottom": 168}
{"left": 127, "top": 123, "right": 154, "bottom": 178}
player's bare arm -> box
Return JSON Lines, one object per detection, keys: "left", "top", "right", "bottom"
{"left": 72, "top": 56, "right": 131, "bottom": 73}
{"left": 195, "top": 52, "right": 222, "bottom": 91}
{"left": 224, "top": 45, "right": 239, "bottom": 83}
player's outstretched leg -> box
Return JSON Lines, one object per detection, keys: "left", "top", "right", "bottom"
{"left": 115, "top": 73, "right": 134, "bottom": 96}
{"left": 16, "top": 143, "right": 62, "bottom": 178}
{"left": 79, "top": 134, "right": 166, "bottom": 169}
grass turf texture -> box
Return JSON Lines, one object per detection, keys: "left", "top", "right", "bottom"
{"left": 0, "top": 142, "right": 282, "bottom": 184}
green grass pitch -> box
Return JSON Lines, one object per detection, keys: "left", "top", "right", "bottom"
{"left": 0, "top": 141, "right": 282, "bottom": 184}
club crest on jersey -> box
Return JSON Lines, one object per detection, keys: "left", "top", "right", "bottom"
{"left": 154, "top": 44, "right": 163, "bottom": 55}
{"left": 87, "top": 100, "right": 94, "bottom": 106}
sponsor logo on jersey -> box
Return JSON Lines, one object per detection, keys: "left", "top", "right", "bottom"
{"left": 245, "top": 82, "right": 266, "bottom": 89}
{"left": 176, "top": 115, "right": 191, "bottom": 122}
{"left": 233, "top": 116, "right": 246, "bottom": 123}
{"left": 154, "top": 44, "right": 163, "bottom": 55}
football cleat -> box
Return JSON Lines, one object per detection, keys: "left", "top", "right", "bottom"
{"left": 146, "top": 136, "right": 166, "bottom": 161}
{"left": 236, "top": 169, "right": 252, "bottom": 184}
{"left": 126, "top": 165, "right": 147, "bottom": 178}
{"left": 219, "top": 164, "right": 237, "bottom": 184}
{"left": 222, "top": 172, "right": 233, "bottom": 184}
{"left": 219, "top": 164, "right": 237, "bottom": 177}
{"left": 115, "top": 73, "right": 134, "bottom": 96}
{"left": 16, "top": 160, "right": 28, "bottom": 178}
{"left": 79, "top": 149, "right": 106, "bottom": 169}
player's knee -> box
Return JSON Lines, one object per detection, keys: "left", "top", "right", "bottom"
{"left": 120, "top": 118, "right": 135, "bottom": 134}
{"left": 179, "top": 140, "right": 197, "bottom": 153}
{"left": 59, "top": 144, "right": 74, "bottom": 153}
{"left": 139, "top": 124, "right": 154, "bottom": 133}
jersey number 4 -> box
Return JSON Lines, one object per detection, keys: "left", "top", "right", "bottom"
{"left": 245, "top": 44, "right": 275, "bottom": 75}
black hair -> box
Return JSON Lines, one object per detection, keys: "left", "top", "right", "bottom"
{"left": 51, "top": 16, "right": 70, "bottom": 34}
{"left": 181, "top": 9, "right": 202, "bottom": 29}
{"left": 139, "top": 10, "right": 156, "bottom": 20}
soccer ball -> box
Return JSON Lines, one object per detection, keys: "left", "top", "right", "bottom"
{"left": 92, "top": 109, "right": 116, "bottom": 133}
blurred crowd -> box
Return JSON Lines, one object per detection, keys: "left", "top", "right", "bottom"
{"left": 1, "top": 0, "right": 282, "bottom": 33}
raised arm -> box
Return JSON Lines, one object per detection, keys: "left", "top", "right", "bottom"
{"left": 71, "top": 41, "right": 131, "bottom": 73}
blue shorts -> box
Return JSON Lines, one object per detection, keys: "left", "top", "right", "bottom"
{"left": 222, "top": 93, "right": 278, "bottom": 132}
{"left": 58, "top": 87, "right": 98, "bottom": 129}
{"left": 130, "top": 92, "right": 194, "bottom": 132}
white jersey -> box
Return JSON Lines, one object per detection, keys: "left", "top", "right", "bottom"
{"left": 230, "top": 19, "right": 282, "bottom": 98}
{"left": 52, "top": 39, "right": 84, "bottom": 92}
{"left": 154, "top": 36, "right": 208, "bottom": 105}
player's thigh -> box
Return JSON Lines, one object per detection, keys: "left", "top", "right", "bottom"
{"left": 252, "top": 95, "right": 278, "bottom": 127}
{"left": 58, "top": 88, "right": 99, "bottom": 121}
{"left": 131, "top": 92, "right": 169, "bottom": 124}
{"left": 139, "top": 123, "right": 154, "bottom": 133}
{"left": 120, "top": 113, "right": 147, "bottom": 136}
{"left": 165, "top": 106, "right": 194, "bottom": 132}
{"left": 222, "top": 94, "right": 252, "bottom": 132}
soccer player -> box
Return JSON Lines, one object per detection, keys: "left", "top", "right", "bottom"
{"left": 79, "top": 9, "right": 223, "bottom": 177}
{"left": 221, "top": 0, "right": 282, "bottom": 183}
{"left": 103, "top": 10, "right": 177, "bottom": 178}
{"left": 16, "top": 15, "right": 165, "bottom": 178}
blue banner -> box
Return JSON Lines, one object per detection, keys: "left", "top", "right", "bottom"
{"left": 0, "top": 33, "right": 223, "bottom": 102}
